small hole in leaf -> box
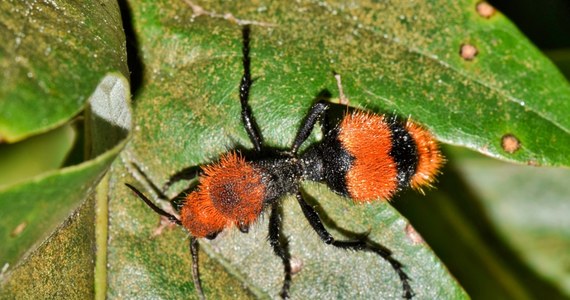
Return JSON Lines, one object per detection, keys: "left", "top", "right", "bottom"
{"left": 476, "top": 2, "right": 496, "bottom": 18}
{"left": 501, "top": 134, "right": 521, "bottom": 154}
{"left": 460, "top": 44, "right": 478, "bottom": 61}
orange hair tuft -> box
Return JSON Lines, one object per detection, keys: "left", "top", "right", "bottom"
{"left": 180, "top": 192, "right": 229, "bottom": 238}
{"left": 405, "top": 120, "right": 444, "bottom": 192}
{"left": 180, "top": 152, "right": 266, "bottom": 237}
{"left": 339, "top": 111, "right": 398, "bottom": 202}
{"left": 199, "top": 152, "right": 265, "bottom": 226}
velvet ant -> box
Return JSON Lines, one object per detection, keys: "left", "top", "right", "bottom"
{"left": 126, "top": 25, "right": 443, "bottom": 299}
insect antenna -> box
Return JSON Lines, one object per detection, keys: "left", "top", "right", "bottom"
{"left": 124, "top": 182, "right": 205, "bottom": 298}
{"left": 125, "top": 183, "right": 182, "bottom": 226}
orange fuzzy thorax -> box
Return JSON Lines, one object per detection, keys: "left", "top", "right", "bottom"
{"left": 180, "top": 152, "right": 265, "bottom": 237}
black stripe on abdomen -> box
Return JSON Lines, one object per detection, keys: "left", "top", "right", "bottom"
{"left": 388, "top": 119, "right": 418, "bottom": 189}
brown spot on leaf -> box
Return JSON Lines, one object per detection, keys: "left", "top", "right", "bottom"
{"left": 290, "top": 256, "right": 304, "bottom": 275}
{"left": 152, "top": 215, "right": 178, "bottom": 237}
{"left": 405, "top": 223, "right": 424, "bottom": 245}
{"left": 182, "top": 0, "right": 275, "bottom": 26}
{"left": 460, "top": 44, "right": 478, "bottom": 61}
{"left": 476, "top": 2, "right": 496, "bottom": 18}
{"left": 11, "top": 222, "right": 27, "bottom": 237}
{"left": 501, "top": 134, "right": 521, "bottom": 154}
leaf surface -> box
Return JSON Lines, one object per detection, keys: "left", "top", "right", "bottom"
{"left": 0, "top": 0, "right": 130, "bottom": 298}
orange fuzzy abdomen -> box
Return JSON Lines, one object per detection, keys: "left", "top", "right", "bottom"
{"left": 339, "top": 112, "right": 399, "bottom": 202}
{"left": 405, "top": 121, "right": 444, "bottom": 191}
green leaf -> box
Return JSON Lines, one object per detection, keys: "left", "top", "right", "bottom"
{"left": 453, "top": 149, "right": 570, "bottom": 297}
{"left": 0, "top": 193, "right": 98, "bottom": 299}
{"left": 0, "top": 123, "right": 76, "bottom": 187}
{"left": 3, "top": 0, "right": 568, "bottom": 299}
{"left": 395, "top": 147, "right": 570, "bottom": 299}
{"left": 0, "top": 0, "right": 130, "bottom": 298}
{"left": 0, "top": 74, "right": 131, "bottom": 296}
{"left": 110, "top": 0, "right": 570, "bottom": 298}
{"left": 0, "top": 0, "right": 129, "bottom": 142}
{"left": 109, "top": 0, "right": 570, "bottom": 298}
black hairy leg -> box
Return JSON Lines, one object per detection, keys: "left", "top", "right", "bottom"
{"left": 125, "top": 183, "right": 181, "bottom": 226}
{"left": 190, "top": 237, "right": 205, "bottom": 300}
{"left": 161, "top": 165, "right": 201, "bottom": 192}
{"left": 290, "top": 101, "right": 330, "bottom": 155}
{"left": 268, "top": 203, "right": 293, "bottom": 299}
{"left": 295, "top": 192, "right": 414, "bottom": 299}
{"left": 125, "top": 166, "right": 206, "bottom": 300}
{"left": 239, "top": 25, "right": 263, "bottom": 152}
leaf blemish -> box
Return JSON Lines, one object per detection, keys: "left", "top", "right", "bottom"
{"left": 405, "top": 223, "right": 424, "bottom": 245}
{"left": 10, "top": 222, "right": 27, "bottom": 237}
{"left": 152, "top": 215, "right": 179, "bottom": 237}
{"left": 460, "top": 43, "right": 478, "bottom": 61}
{"left": 501, "top": 134, "right": 521, "bottom": 154}
{"left": 476, "top": 2, "right": 496, "bottom": 19}
{"left": 290, "top": 256, "right": 304, "bottom": 275}
{"left": 183, "top": 0, "right": 275, "bottom": 27}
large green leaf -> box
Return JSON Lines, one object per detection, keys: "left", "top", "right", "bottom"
{"left": 0, "top": 73, "right": 131, "bottom": 297}
{"left": 0, "top": 193, "right": 98, "bottom": 299}
{"left": 103, "top": 0, "right": 561, "bottom": 298}
{"left": 394, "top": 146, "right": 570, "bottom": 299}
{"left": 0, "top": 0, "right": 130, "bottom": 298}
{"left": 0, "top": 0, "right": 128, "bottom": 142}
{"left": 108, "top": 0, "right": 569, "bottom": 298}
{"left": 2, "top": 0, "right": 568, "bottom": 299}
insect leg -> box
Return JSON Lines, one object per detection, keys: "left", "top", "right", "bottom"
{"left": 190, "top": 237, "right": 205, "bottom": 300}
{"left": 268, "top": 203, "right": 292, "bottom": 299}
{"left": 295, "top": 192, "right": 414, "bottom": 299}
{"left": 129, "top": 162, "right": 194, "bottom": 212}
{"left": 239, "top": 25, "right": 263, "bottom": 152}
{"left": 162, "top": 165, "right": 201, "bottom": 191}
{"left": 290, "top": 101, "right": 330, "bottom": 155}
